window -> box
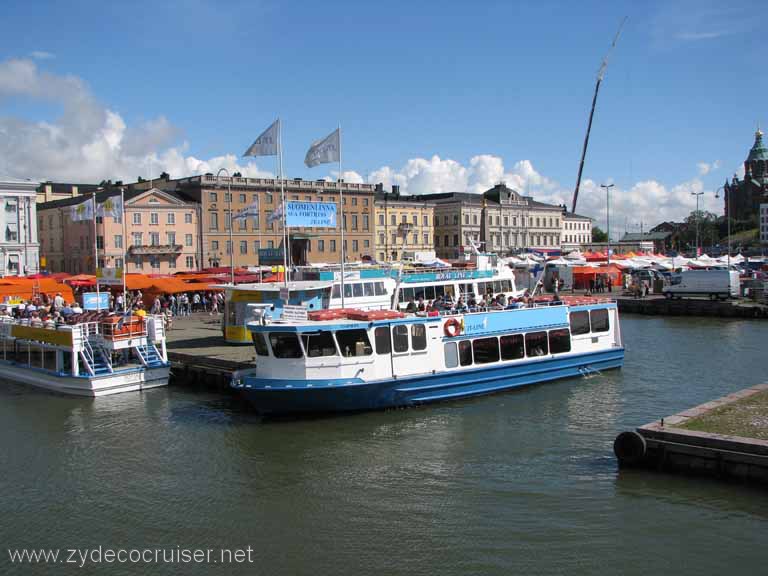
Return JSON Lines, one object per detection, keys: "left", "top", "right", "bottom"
{"left": 225, "top": 193, "right": 231, "bottom": 203}
{"left": 185, "top": 213, "right": 192, "bottom": 224}
{"left": 378, "top": 214, "right": 385, "bottom": 226}
{"left": 167, "top": 232, "right": 176, "bottom": 245}
{"left": 569, "top": 311, "right": 590, "bottom": 335}
{"left": 186, "top": 256, "right": 194, "bottom": 268}
{"left": 210, "top": 212, "right": 218, "bottom": 230}
{"left": 352, "top": 239, "right": 359, "bottom": 253}
{"left": 352, "top": 283, "right": 363, "bottom": 297}
{"left": 212, "top": 240, "right": 219, "bottom": 251}
{"left": 150, "top": 232, "right": 160, "bottom": 246}
{"left": 114, "top": 235, "right": 123, "bottom": 249}
{"left": 318, "top": 239, "right": 325, "bottom": 252}
{"left": 168, "top": 256, "right": 177, "bottom": 269}
{"left": 453, "top": 234, "right": 459, "bottom": 246}
{"left": 253, "top": 333, "right": 269, "bottom": 356}
{"left": 590, "top": 309, "right": 609, "bottom": 332}
{"left": 269, "top": 333, "right": 303, "bottom": 358}
{"left": 226, "top": 241, "right": 232, "bottom": 255}
{"left": 411, "top": 324, "right": 427, "bottom": 351}
{"left": 458, "top": 340, "right": 473, "bottom": 366}
{"left": 266, "top": 193, "right": 273, "bottom": 204}
{"left": 240, "top": 241, "right": 247, "bottom": 254}
{"left": 444, "top": 342, "right": 458, "bottom": 368}
{"left": 225, "top": 211, "right": 231, "bottom": 230}
{"left": 375, "top": 327, "right": 391, "bottom": 354}
{"left": 393, "top": 325, "right": 409, "bottom": 352}
{"left": 525, "top": 331, "right": 549, "bottom": 357}
{"left": 239, "top": 194, "right": 246, "bottom": 203}
{"left": 133, "top": 213, "right": 141, "bottom": 225}
{"left": 132, "top": 232, "right": 142, "bottom": 246}
{"left": 473, "top": 337, "right": 499, "bottom": 364}
{"left": 167, "top": 213, "right": 175, "bottom": 225}
{"left": 150, "top": 256, "right": 160, "bottom": 269}
{"left": 548, "top": 329, "right": 571, "bottom": 354}
{"left": 336, "top": 329, "right": 372, "bottom": 357}
{"left": 150, "top": 212, "right": 159, "bottom": 225}
{"left": 500, "top": 334, "right": 524, "bottom": 360}
{"left": 423, "top": 233, "right": 429, "bottom": 245}
{"left": 267, "top": 240, "right": 274, "bottom": 249}
{"left": 423, "top": 215, "right": 429, "bottom": 226}
{"left": 253, "top": 240, "right": 260, "bottom": 252}
{"left": 301, "top": 332, "right": 337, "bottom": 357}
{"left": 352, "top": 197, "right": 357, "bottom": 206}
{"left": 185, "top": 234, "right": 193, "bottom": 247}
{"left": 374, "top": 281, "right": 386, "bottom": 296}
{"left": 363, "top": 215, "right": 369, "bottom": 230}
{"left": 391, "top": 214, "right": 396, "bottom": 226}
{"left": 115, "top": 258, "right": 123, "bottom": 269}
{"left": 330, "top": 239, "right": 336, "bottom": 252}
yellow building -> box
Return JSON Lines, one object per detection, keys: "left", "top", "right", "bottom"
{"left": 373, "top": 185, "right": 435, "bottom": 262}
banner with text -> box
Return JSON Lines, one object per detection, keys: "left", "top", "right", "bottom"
{"left": 285, "top": 201, "right": 337, "bottom": 228}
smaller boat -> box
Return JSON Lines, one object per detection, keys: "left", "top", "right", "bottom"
{"left": 0, "top": 313, "right": 170, "bottom": 396}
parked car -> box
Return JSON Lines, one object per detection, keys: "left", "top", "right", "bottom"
{"left": 662, "top": 270, "right": 739, "bottom": 300}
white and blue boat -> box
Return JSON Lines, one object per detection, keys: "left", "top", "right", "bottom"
{"left": 232, "top": 296, "right": 624, "bottom": 414}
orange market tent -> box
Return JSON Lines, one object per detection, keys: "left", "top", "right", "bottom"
{"left": 571, "top": 265, "right": 624, "bottom": 290}
{"left": 0, "top": 278, "right": 74, "bottom": 303}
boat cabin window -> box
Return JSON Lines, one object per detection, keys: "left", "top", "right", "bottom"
{"left": 269, "top": 333, "right": 303, "bottom": 358}
{"left": 344, "top": 284, "right": 353, "bottom": 298}
{"left": 548, "top": 329, "right": 571, "bottom": 354}
{"left": 473, "top": 337, "right": 500, "bottom": 364}
{"left": 253, "top": 333, "right": 269, "bottom": 356}
{"left": 458, "top": 340, "right": 473, "bottom": 366}
{"left": 393, "top": 324, "right": 409, "bottom": 352}
{"left": 590, "top": 309, "right": 609, "bottom": 333}
{"left": 301, "top": 332, "right": 337, "bottom": 357}
{"left": 569, "top": 311, "right": 590, "bottom": 335}
{"left": 336, "top": 329, "right": 373, "bottom": 357}
{"left": 364, "top": 283, "right": 374, "bottom": 297}
{"left": 500, "top": 334, "right": 524, "bottom": 360}
{"left": 374, "top": 327, "right": 391, "bottom": 354}
{"left": 332, "top": 285, "right": 341, "bottom": 299}
{"left": 353, "top": 283, "right": 364, "bottom": 298}
{"left": 444, "top": 342, "right": 458, "bottom": 368}
{"left": 411, "top": 324, "right": 427, "bottom": 351}
{"left": 459, "top": 283, "right": 473, "bottom": 296}
{"left": 525, "top": 331, "right": 549, "bottom": 357}
{"left": 374, "top": 282, "right": 387, "bottom": 296}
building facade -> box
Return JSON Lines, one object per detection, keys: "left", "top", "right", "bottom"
{"left": 38, "top": 188, "right": 200, "bottom": 275}
{"left": 761, "top": 203, "right": 768, "bottom": 244}
{"left": 135, "top": 174, "right": 376, "bottom": 267}
{"left": 722, "top": 129, "right": 768, "bottom": 222}
{"left": 0, "top": 180, "right": 39, "bottom": 276}
{"left": 561, "top": 212, "right": 593, "bottom": 253}
{"left": 36, "top": 182, "right": 99, "bottom": 204}
{"left": 424, "top": 184, "right": 565, "bottom": 259}
{"left": 373, "top": 185, "right": 435, "bottom": 261}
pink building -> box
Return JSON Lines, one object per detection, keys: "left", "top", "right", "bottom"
{"left": 38, "top": 188, "right": 201, "bottom": 275}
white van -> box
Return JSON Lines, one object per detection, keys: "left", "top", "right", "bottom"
{"left": 663, "top": 269, "right": 739, "bottom": 300}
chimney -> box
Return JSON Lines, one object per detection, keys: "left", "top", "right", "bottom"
{"left": 374, "top": 183, "right": 383, "bottom": 192}
{"left": 392, "top": 184, "right": 400, "bottom": 195}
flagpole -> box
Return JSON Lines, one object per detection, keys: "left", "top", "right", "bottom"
{"left": 121, "top": 188, "right": 127, "bottom": 313}
{"left": 278, "top": 118, "right": 288, "bottom": 287}
{"left": 92, "top": 191, "right": 101, "bottom": 310}
{"left": 338, "top": 124, "right": 345, "bottom": 307}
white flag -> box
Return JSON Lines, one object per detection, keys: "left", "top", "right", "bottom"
{"left": 233, "top": 199, "right": 260, "bottom": 221}
{"left": 70, "top": 198, "right": 94, "bottom": 221}
{"left": 243, "top": 120, "right": 278, "bottom": 157}
{"left": 304, "top": 128, "right": 340, "bottom": 168}
{"left": 267, "top": 203, "right": 283, "bottom": 225}
{"left": 96, "top": 195, "right": 123, "bottom": 219}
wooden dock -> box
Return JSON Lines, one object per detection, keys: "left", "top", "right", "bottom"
{"left": 614, "top": 383, "right": 768, "bottom": 486}
{"left": 616, "top": 295, "right": 768, "bottom": 319}
{"left": 165, "top": 314, "right": 252, "bottom": 391}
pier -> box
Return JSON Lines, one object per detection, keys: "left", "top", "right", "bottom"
{"left": 614, "top": 383, "right": 768, "bottom": 486}
{"left": 615, "top": 295, "right": 768, "bottom": 319}
{"left": 166, "top": 315, "right": 252, "bottom": 391}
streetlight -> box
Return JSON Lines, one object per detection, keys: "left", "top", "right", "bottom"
{"left": 715, "top": 185, "right": 730, "bottom": 268}
{"left": 691, "top": 191, "right": 704, "bottom": 256}
{"left": 600, "top": 184, "right": 614, "bottom": 264}
{"left": 216, "top": 168, "right": 235, "bottom": 285}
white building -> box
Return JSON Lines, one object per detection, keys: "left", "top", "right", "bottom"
{"left": 761, "top": 203, "right": 768, "bottom": 244}
{"left": 0, "top": 180, "right": 40, "bottom": 276}
{"left": 561, "top": 212, "right": 593, "bottom": 253}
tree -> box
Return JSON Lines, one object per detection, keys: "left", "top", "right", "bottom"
{"left": 592, "top": 226, "right": 608, "bottom": 242}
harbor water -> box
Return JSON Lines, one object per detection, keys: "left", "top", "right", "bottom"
{"left": 2, "top": 316, "right": 767, "bottom": 575}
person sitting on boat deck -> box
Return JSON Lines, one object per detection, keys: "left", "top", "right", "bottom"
{"left": 43, "top": 315, "right": 56, "bottom": 329}
{"left": 71, "top": 302, "right": 83, "bottom": 315}
{"left": 490, "top": 296, "right": 504, "bottom": 309}
{"left": 60, "top": 303, "right": 74, "bottom": 317}
{"left": 133, "top": 304, "right": 147, "bottom": 318}
{"left": 467, "top": 293, "right": 477, "bottom": 308}
{"left": 25, "top": 302, "right": 37, "bottom": 316}
{"left": 29, "top": 312, "right": 43, "bottom": 327}
{"left": 454, "top": 297, "right": 468, "bottom": 313}
{"left": 405, "top": 297, "right": 417, "bottom": 313}
{"left": 417, "top": 297, "right": 426, "bottom": 312}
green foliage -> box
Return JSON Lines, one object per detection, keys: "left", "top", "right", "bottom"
{"left": 592, "top": 226, "right": 608, "bottom": 242}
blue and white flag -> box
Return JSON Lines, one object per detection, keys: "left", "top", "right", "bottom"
{"left": 70, "top": 197, "right": 94, "bottom": 221}
{"left": 233, "top": 200, "right": 260, "bottom": 221}
{"left": 267, "top": 203, "right": 283, "bottom": 225}
{"left": 304, "top": 128, "right": 340, "bottom": 168}
{"left": 96, "top": 195, "right": 123, "bottom": 219}
{"left": 243, "top": 119, "right": 279, "bottom": 157}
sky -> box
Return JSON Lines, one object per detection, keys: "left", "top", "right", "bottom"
{"left": 1, "top": 0, "right": 767, "bottom": 238}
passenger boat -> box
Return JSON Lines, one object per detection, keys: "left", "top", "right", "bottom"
{"left": 0, "top": 313, "right": 170, "bottom": 396}
{"left": 231, "top": 296, "right": 624, "bottom": 414}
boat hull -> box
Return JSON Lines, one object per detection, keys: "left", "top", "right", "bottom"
{"left": 0, "top": 363, "right": 170, "bottom": 397}
{"left": 236, "top": 348, "right": 624, "bottom": 414}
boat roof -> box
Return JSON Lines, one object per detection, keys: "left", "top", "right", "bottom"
{"left": 216, "top": 281, "right": 334, "bottom": 292}
{"left": 249, "top": 314, "right": 444, "bottom": 333}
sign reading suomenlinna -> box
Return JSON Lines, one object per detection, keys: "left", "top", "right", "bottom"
{"left": 285, "top": 201, "right": 337, "bottom": 227}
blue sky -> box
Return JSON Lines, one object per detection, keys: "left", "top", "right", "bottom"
{"left": 1, "top": 0, "right": 767, "bottom": 234}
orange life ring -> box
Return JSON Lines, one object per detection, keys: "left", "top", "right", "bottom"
{"left": 443, "top": 318, "right": 462, "bottom": 337}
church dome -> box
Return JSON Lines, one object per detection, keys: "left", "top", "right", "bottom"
{"left": 746, "top": 128, "right": 768, "bottom": 163}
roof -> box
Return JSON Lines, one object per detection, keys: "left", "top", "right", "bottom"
{"left": 421, "top": 191, "right": 562, "bottom": 211}
{"left": 37, "top": 187, "right": 192, "bottom": 211}
{"left": 620, "top": 232, "right": 671, "bottom": 242}
{"left": 747, "top": 129, "right": 768, "bottom": 163}
{"left": 563, "top": 212, "right": 592, "bottom": 221}
{"left": 221, "top": 281, "right": 333, "bottom": 292}
{"left": 37, "top": 182, "right": 100, "bottom": 194}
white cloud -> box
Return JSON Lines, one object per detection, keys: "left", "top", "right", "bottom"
{"left": 697, "top": 160, "right": 721, "bottom": 175}
{"left": 0, "top": 58, "right": 273, "bottom": 183}
{"left": 30, "top": 51, "right": 55, "bottom": 60}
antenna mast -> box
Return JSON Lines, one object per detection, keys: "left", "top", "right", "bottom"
{"left": 570, "top": 16, "right": 627, "bottom": 214}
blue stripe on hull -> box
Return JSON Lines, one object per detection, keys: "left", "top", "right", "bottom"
{"left": 236, "top": 348, "right": 624, "bottom": 414}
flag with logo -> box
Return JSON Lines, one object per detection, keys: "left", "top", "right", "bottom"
{"left": 70, "top": 198, "right": 94, "bottom": 221}
{"left": 267, "top": 203, "right": 283, "bottom": 225}
{"left": 96, "top": 195, "right": 123, "bottom": 219}
{"left": 233, "top": 199, "right": 260, "bottom": 221}
{"left": 304, "top": 128, "right": 340, "bottom": 167}
{"left": 243, "top": 119, "right": 279, "bottom": 157}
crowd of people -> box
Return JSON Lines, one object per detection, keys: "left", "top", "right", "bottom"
{"left": 405, "top": 291, "right": 520, "bottom": 315}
